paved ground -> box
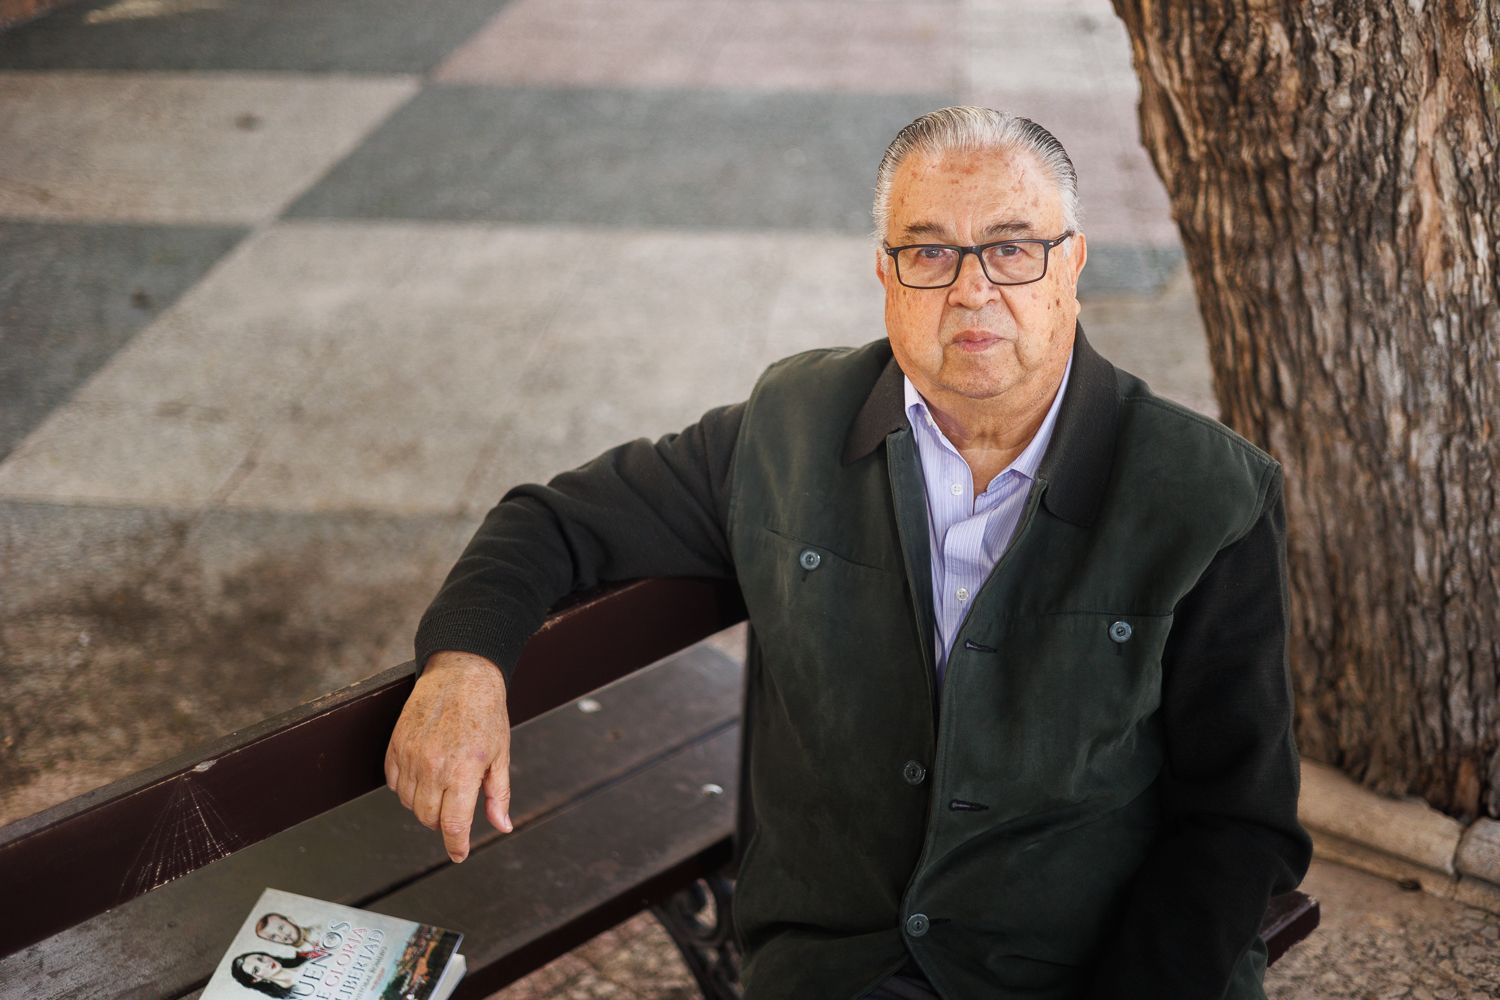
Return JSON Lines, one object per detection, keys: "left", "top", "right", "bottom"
{"left": 0, "top": 0, "right": 1184, "bottom": 827}
{"left": 3, "top": 0, "right": 1497, "bottom": 996}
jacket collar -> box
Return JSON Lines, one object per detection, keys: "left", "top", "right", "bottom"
{"left": 842, "top": 322, "right": 1119, "bottom": 527}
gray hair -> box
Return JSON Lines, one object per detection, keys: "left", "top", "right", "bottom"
{"left": 872, "top": 106, "right": 1082, "bottom": 244}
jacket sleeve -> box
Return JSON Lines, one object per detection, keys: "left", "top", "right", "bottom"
{"left": 413, "top": 402, "right": 744, "bottom": 683}
{"left": 1085, "top": 467, "right": 1314, "bottom": 999}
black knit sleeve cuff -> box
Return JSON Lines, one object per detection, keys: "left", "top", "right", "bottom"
{"left": 413, "top": 604, "right": 540, "bottom": 684}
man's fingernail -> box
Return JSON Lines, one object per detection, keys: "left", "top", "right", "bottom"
{"left": 502, "top": 812, "right": 513, "bottom": 832}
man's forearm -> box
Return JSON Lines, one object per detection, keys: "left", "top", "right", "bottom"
{"left": 414, "top": 402, "right": 745, "bottom": 682}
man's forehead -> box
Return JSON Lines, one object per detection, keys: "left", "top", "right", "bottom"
{"left": 888, "top": 147, "right": 1065, "bottom": 236}
{"left": 898, "top": 216, "right": 1041, "bottom": 241}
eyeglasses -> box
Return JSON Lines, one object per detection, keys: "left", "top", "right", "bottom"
{"left": 883, "top": 232, "right": 1074, "bottom": 289}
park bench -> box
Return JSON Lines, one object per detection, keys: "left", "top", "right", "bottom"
{"left": 0, "top": 577, "right": 1319, "bottom": 998}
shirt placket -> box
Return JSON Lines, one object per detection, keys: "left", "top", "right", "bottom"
{"left": 932, "top": 444, "right": 978, "bottom": 678}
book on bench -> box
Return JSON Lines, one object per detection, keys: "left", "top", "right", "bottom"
{"left": 201, "top": 887, "right": 465, "bottom": 1000}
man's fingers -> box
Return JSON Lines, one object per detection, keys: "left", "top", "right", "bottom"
{"left": 383, "top": 746, "right": 400, "bottom": 792}
{"left": 395, "top": 770, "right": 416, "bottom": 812}
{"left": 439, "top": 782, "right": 480, "bottom": 863}
{"left": 412, "top": 777, "right": 443, "bottom": 833}
{"left": 385, "top": 654, "right": 510, "bottom": 854}
{"left": 482, "top": 761, "right": 513, "bottom": 834}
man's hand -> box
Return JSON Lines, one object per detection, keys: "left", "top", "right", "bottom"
{"left": 385, "top": 650, "right": 513, "bottom": 863}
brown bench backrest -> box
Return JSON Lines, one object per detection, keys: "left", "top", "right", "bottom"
{"left": 0, "top": 577, "right": 747, "bottom": 959}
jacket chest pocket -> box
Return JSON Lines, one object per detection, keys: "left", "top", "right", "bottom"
{"left": 941, "top": 611, "right": 1172, "bottom": 809}
{"left": 736, "top": 526, "right": 919, "bottom": 705}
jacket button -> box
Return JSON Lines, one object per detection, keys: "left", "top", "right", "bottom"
{"left": 798, "top": 549, "right": 821, "bottom": 571}
{"left": 902, "top": 760, "right": 927, "bottom": 785}
{"left": 905, "top": 913, "right": 930, "bottom": 937}
{"left": 1108, "top": 620, "right": 1132, "bottom": 643}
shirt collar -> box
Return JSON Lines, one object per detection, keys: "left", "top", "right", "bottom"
{"left": 901, "top": 351, "right": 1074, "bottom": 488}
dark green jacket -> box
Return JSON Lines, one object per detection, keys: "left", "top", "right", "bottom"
{"left": 416, "top": 328, "right": 1312, "bottom": 999}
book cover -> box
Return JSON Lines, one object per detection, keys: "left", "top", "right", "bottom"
{"left": 201, "top": 888, "right": 464, "bottom": 1000}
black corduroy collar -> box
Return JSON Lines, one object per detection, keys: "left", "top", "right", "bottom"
{"left": 841, "top": 321, "right": 1119, "bottom": 528}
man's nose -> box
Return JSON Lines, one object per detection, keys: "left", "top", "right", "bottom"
{"left": 947, "top": 251, "right": 1002, "bottom": 308}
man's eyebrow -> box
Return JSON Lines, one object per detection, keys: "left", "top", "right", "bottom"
{"left": 895, "top": 218, "right": 1040, "bottom": 243}
{"left": 980, "top": 219, "right": 1039, "bottom": 239}
{"left": 896, "top": 221, "right": 952, "bottom": 242}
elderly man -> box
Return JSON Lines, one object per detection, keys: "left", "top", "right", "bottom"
{"left": 385, "top": 107, "right": 1312, "bottom": 999}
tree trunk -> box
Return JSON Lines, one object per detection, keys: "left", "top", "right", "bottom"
{"left": 1109, "top": 0, "right": 1500, "bottom": 820}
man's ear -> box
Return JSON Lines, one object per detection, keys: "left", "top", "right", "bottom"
{"left": 875, "top": 247, "right": 889, "bottom": 289}
{"left": 1067, "top": 231, "right": 1088, "bottom": 284}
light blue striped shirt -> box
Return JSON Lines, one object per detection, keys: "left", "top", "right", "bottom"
{"left": 903, "top": 353, "right": 1073, "bottom": 687}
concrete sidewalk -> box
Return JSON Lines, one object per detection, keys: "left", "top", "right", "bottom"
{"left": 0, "top": 0, "right": 1183, "bottom": 838}
{"left": 2, "top": 0, "right": 1497, "bottom": 996}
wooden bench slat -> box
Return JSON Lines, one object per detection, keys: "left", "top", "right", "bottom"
{"left": 1, "top": 646, "right": 742, "bottom": 999}
{"left": 1260, "top": 891, "right": 1321, "bottom": 967}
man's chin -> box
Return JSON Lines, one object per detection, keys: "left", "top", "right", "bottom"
{"left": 935, "top": 370, "right": 1022, "bottom": 403}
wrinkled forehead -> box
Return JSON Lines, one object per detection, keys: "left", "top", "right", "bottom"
{"left": 887, "top": 147, "right": 1066, "bottom": 237}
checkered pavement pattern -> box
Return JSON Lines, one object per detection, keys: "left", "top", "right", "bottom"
{"left": 0, "top": 2, "right": 1206, "bottom": 993}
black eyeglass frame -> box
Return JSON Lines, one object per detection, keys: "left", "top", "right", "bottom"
{"left": 882, "top": 231, "right": 1075, "bottom": 289}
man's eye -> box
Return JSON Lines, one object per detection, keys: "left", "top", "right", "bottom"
{"left": 917, "top": 247, "right": 955, "bottom": 261}
{"left": 990, "top": 243, "right": 1022, "bottom": 258}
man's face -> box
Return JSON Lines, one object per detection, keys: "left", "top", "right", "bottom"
{"left": 258, "top": 914, "right": 299, "bottom": 946}
{"left": 877, "top": 146, "right": 1086, "bottom": 410}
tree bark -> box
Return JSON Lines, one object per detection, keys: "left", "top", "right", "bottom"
{"left": 1109, "top": 0, "right": 1500, "bottom": 820}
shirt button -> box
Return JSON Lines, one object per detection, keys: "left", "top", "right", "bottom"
{"left": 902, "top": 760, "right": 927, "bottom": 785}
{"left": 955, "top": 587, "right": 969, "bottom": 602}
{"left": 799, "top": 549, "right": 821, "bottom": 571}
{"left": 1109, "top": 620, "right": 1132, "bottom": 643}
{"left": 949, "top": 482, "right": 963, "bottom": 496}
{"left": 906, "top": 913, "right": 930, "bottom": 937}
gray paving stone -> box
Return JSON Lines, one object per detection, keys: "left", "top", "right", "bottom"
{"left": 284, "top": 87, "right": 956, "bottom": 233}
{"left": 224, "top": 402, "right": 498, "bottom": 514}
{"left": 0, "top": 499, "right": 191, "bottom": 618}
{"left": 962, "top": 0, "right": 1139, "bottom": 98}
{"left": 0, "top": 0, "right": 514, "bottom": 73}
{"left": 0, "top": 500, "right": 474, "bottom": 824}
{"left": 1080, "top": 265, "right": 1218, "bottom": 418}
{"left": 0, "top": 499, "right": 196, "bottom": 819}
{"left": 436, "top": 0, "right": 962, "bottom": 95}
{"left": 0, "top": 71, "right": 419, "bottom": 224}
{"left": 0, "top": 220, "right": 245, "bottom": 461}
{"left": 66, "top": 220, "right": 561, "bottom": 423}
{"left": 1076, "top": 243, "right": 1185, "bottom": 298}
{"left": 458, "top": 229, "right": 884, "bottom": 511}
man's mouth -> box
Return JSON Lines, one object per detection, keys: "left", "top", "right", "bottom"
{"left": 950, "top": 329, "right": 1002, "bottom": 352}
